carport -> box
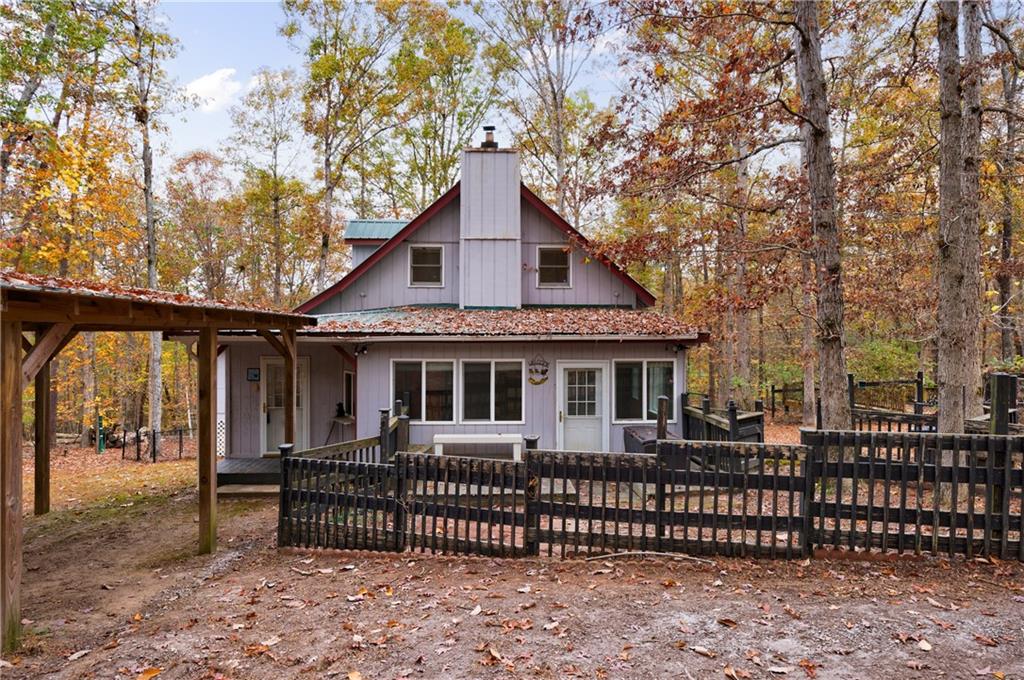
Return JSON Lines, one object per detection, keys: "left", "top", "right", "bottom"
{"left": 0, "top": 270, "right": 314, "bottom": 651}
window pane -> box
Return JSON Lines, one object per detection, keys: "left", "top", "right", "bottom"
{"left": 410, "top": 247, "right": 442, "bottom": 284}
{"left": 462, "top": 362, "right": 491, "bottom": 420}
{"left": 394, "top": 361, "right": 422, "bottom": 420}
{"left": 614, "top": 362, "right": 643, "bottom": 420}
{"left": 424, "top": 362, "right": 453, "bottom": 421}
{"left": 411, "top": 246, "right": 441, "bottom": 266}
{"left": 646, "top": 361, "right": 674, "bottom": 420}
{"left": 494, "top": 362, "right": 522, "bottom": 421}
{"left": 538, "top": 247, "right": 570, "bottom": 285}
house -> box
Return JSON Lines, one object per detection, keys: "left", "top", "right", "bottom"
{"left": 211, "top": 131, "right": 705, "bottom": 462}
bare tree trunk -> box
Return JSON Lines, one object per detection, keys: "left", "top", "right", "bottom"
{"left": 991, "top": 11, "right": 1021, "bottom": 360}
{"left": 317, "top": 145, "right": 333, "bottom": 291}
{"left": 961, "top": 0, "right": 984, "bottom": 417}
{"left": 733, "top": 149, "right": 752, "bottom": 408}
{"left": 79, "top": 333, "right": 96, "bottom": 447}
{"left": 936, "top": 0, "right": 967, "bottom": 434}
{"left": 795, "top": 2, "right": 850, "bottom": 430}
{"left": 801, "top": 256, "right": 818, "bottom": 427}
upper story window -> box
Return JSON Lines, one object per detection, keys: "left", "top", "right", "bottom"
{"left": 537, "top": 246, "right": 571, "bottom": 288}
{"left": 409, "top": 245, "right": 443, "bottom": 287}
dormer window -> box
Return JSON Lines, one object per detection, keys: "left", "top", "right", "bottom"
{"left": 537, "top": 246, "right": 571, "bottom": 288}
{"left": 409, "top": 245, "right": 443, "bottom": 287}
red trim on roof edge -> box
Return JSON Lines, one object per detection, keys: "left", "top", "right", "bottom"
{"left": 294, "top": 181, "right": 656, "bottom": 313}
{"left": 295, "top": 184, "right": 461, "bottom": 313}
{"left": 344, "top": 238, "right": 388, "bottom": 245}
{"left": 518, "top": 185, "right": 656, "bottom": 307}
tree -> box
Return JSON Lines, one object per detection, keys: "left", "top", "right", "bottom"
{"left": 113, "top": 0, "right": 176, "bottom": 444}
{"left": 962, "top": 0, "right": 983, "bottom": 417}
{"left": 226, "top": 68, "right": 304, "bottom": 305}
{"left": 164, "top": 151, "right": 235, "bottom": 299}
{"left": 795, "top": 2, "right": 850, "bottom": 430}
{"left": 281, "top": 0, "right": 430, "bottom": 290}
{"left": 477, "top": 0, "right": 594, "bottom": 216}
{"left": 936, "top": 0, "right": 968, "bottom": 433}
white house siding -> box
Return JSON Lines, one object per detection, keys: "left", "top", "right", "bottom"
{"left": 353, "top": 340, "right": 687, "bottom": 452}
{"left": 225, "top": 340, "right": 345, "bottom": 457}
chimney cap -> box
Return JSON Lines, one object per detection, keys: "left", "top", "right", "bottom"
{"left": 481, "top": 125, "right": 498, "bottom": 149}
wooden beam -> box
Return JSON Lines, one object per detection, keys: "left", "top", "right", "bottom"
{"left": 21, "top": 323, "right": 73, "bottom": 384}
{"left": 256, "top": 329, "right": 287, "bottom": 358}
{"left": 282, "top": 329, "right": 297, "bottom": 446}
{"left": 1, "top": 321, "right": 23, "bottom": 652}
{"left": 197, "top": 326, "right": 217, "bottom": 554}
{"left": 34, "top": 361, "right": 50, "bottom": 515}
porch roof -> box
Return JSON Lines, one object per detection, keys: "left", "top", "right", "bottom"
{"left": 307, "top": 306, "right": 708, "bottom": 342}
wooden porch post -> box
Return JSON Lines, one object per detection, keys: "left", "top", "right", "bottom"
{"left": 282, "top": 330, "right": 296, "bottom": 447}
{"left": 1, "top": 320, "right": 23, "bottom": 652}
{"left": 34, "top": 360, "right": 50, "bottom": 515}
{"left": 198, "top": 326, "right": 217, "bottom": 554}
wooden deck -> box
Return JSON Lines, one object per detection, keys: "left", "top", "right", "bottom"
{"left": 217, "top": 457, "right": 280, "bottom": 486}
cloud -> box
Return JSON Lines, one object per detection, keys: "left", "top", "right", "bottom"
{"left": 185, "top": 68, "right": 242, "bottom": 113}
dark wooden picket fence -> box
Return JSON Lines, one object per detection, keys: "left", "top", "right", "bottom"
{"left": 279, "top": 430, "right": 1024, "bottom": 562}
{"left": 279, "top": 441, "right": 808, "bottom": 559}
{"left": 801, "top": 430, "right": 1024, "bottom": 560}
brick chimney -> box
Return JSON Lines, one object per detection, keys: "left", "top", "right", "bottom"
{"left": 459, "top": 127, "right": 521, "bottom": 309}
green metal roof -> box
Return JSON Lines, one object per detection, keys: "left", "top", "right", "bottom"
{"left": 344, "top": 219, "right": 407, "bottom": 241}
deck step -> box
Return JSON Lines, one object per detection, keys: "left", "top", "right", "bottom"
{"left": 218, "top": 484, "right": 279, "bottom": 497}
{"left": 217, "top": 457, "right": 280, "bottom": 486}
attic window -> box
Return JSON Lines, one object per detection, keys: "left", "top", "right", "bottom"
{"left": 409, "top": 245, "right": 443, "bottom": 287}
{"left": 537, "top": 246, "right": 571, "bottom": 288}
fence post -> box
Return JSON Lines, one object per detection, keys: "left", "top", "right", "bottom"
{"left": 277, "top": 442, "right": 294, "bottom": 547}
{"left": 524, "top": 449, "right": 540, "bottom": 556}
{"left": 915, "top": 371, "right": 925, "bottom": 415}
{"left": 990, "top": 372, "right": 1012, "bottom": 435}
{"left": 726, "top": 400, "right": 739, "bottom": 441}
{"left": 178, "top": 427, "right": 183, "bottom": 459}
{"left": 152, "top": 429, "right": 157, "bottom": 463}
{"left": 753, "top": 399, "right": 765, "bottom": 443}
{"left": 701, "top": 397, "right": 711, "bottom": 440}
{"left": 396, "top": 413, "right": 410, "bottom": 453}
{"left": 135, "top": 428, "right": 141, "bottom": 461}
{"left": 656, "top": 395, "right": 669, "bottom": 440}
{"left": 847, "top": 373, "right": 856, "bottom": 428}
{"left": 799, "top": 430, "right": 818, "bottom": 556}
{"left": 815, "top": 398, "right": 822, "bottom": 430}
{"left": 679, "top": 392, "right": 689, "bottom": 439}
{"left": 379, "top": 408, "right": 391, "bottom": 462}
{"left": 770, "top": 386, "right": 776, "bottom": 419}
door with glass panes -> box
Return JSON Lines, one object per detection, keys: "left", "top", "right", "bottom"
{"left": 557, "top": 362, "right": 608, "bottom": 451}
{"left": 260, "top": 356, "right": 309, "bottom": 453}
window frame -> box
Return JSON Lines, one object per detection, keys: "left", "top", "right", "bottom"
{"left": 536, "top": 244, "right": 572, "bottom": 289}
{"left": 458, "top": 359, "right": 527, "bottom": 425}
{"left": 389, "top": 358, "right": 456, "bottom": 424}
{"left": 407, "top": 243, "right": 445, "bottom": 288}
{"left": 611, "top": 358, "right": 678, "bottom": 424}
{"left": 343, "top": 369, "right": 355, "bottom": 417}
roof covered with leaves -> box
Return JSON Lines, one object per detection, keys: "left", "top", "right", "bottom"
{"left": 344, "top": 219, "right": 408, "bottom": 241}
{"left": 309, "top": 306, "right": 704, "bottom": 340}
{"left": 0, "top": 269, "right": 310, "bottom": 319}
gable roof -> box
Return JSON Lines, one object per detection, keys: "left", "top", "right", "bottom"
{"left": 295, "top": 182, "right": 656, "bottom": 313}
{"left": 344, "top": 219, "right": 407, "bottom": 242}
{"left": 308, "top": 306, "right": 704, "bottom": 341}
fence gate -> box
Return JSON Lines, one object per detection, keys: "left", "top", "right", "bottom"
{"left": 279, "top": 457, "right": 404, "bottom": 552}
{"left": 398, "top": 453, "right": 532, "bottom": 557}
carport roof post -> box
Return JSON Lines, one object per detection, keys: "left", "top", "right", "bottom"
{"left": 0, "top": 270, "right": 315, "bottom": 652}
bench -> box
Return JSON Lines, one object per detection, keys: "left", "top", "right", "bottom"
{"left": 432, "top": 433, "right": 525, "bottom": 461}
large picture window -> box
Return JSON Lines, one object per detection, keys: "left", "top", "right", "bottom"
{"left": 409, "top": 245, "right": 443, "bottom": 287}
{"left": 537, "top": 246, "right": 571, "bottom": 287}
{"left": 461, "top": 360, "right": 524, "bottom": 423}
{"left": 613, "top": 360, "right": 675, "bottom": 422}
{"left": 393, "top": 360, "right": 454, "bottom": 422}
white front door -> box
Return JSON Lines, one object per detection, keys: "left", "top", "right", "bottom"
{"left": 557, "top": 362, "right": 609, "bottom": 451}
{"left": 260, "top": 356, "right": 310, "bottom": 453}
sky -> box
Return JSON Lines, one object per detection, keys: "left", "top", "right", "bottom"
{"left": 157, "top": 1, "right": 303, "bottom": 175}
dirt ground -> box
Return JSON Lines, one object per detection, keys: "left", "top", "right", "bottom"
{"left": 3, "top": 448, "right": 1024, "bottom": 680}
